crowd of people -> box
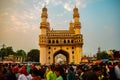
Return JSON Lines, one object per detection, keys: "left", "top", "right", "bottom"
{"left": 0, "top": 60, "right": 120, "bottom": 80}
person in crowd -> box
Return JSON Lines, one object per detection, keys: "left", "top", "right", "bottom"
{"left": 27, "top": 64, "right": 31, "bottom": 73}
{"left": 55, "top": 66, "right": 64, "bottom": 80}
{"left": 114, "top": 61, "right": 120, "bottom": 80}
{"left": 45, "top": 64, "right": 51, "bottom": 78}
{"left": 100, "top": 63, "right": 110, "bottom": 80}
{"left": 78, "top": 65, "right": 85, "bottom": 80}
{"left": 5, "top": 66, "right": 17, "bottom": 80}
{"left": 82, "top": 65, "right": 101, "bottom": 80}
{"left": 46, "top": 65, "right": 57, "bottom": 80}
{"left": 12, "top": 65, "right": 20, "bottom": 79}
{"left": 31, "top": 68, "right": 41, "bottom": 80}
{"left": 0, "top": 65, "right": 5, "bottom": 80}
{"left": 67, "top": 66, "right": 75, "bottom": 80}
{"left": 109, "top": 62, "right": 117, "bottom": 80}
{"left": 39, "top": 65, "right": 46, "bottom": 79}
{"left": 74, "top": 65, "right": 80, "bottom": 80}
{"left": 18, "top": 65, "right": 29, "bottom": 80}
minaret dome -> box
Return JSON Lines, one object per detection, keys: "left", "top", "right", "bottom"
{"left": 42, "top": 6, "right": 47, "bottom": 11}
{"left": 73, "top": 6, "right": 78, "bottom": 12}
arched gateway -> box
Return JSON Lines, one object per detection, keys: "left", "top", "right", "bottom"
{"left": 53, "top": 50, "right": 69, "bottom": 64}
{"left": 39, "top": 6, "right": 83, "bottom": 65}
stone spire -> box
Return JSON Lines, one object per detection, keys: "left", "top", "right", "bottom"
{"left": 69, "top": 20, "right": 74, "bottom": 31}
{"left": 40, "top": 6, "right": 50, "bottom": 34}
{"left": 73, "top": 6, "right": 81, "bottom": 34}
{"left": 73, "top": 6, "right": 79, "bottom": 19}
{"left": 41, "top": 6, "right": 48, "bottom": 19}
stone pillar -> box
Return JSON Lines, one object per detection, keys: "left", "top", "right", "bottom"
{"left": 40, "top": 46, "right": 47, "bottom": 65}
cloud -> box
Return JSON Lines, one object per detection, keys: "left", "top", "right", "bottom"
{"left": 45, "top": 0, "right": 63, "bottom": 6}
{"left": 35, "top": 0, "right": 88, "bottom": 12}
{"left": 75, "top": 0, "right": 87, "bottom": 8}
{"left": 0, "top": 0, "right": 89, "bottom": 33}
{"left": 45, "top": 0, "right": 50, "bottom": 5}
{"left": 56, "top": 11, "right": 66, "bottom": 17}
{"left": 0, "top": 7, "right": 39, "bottom": 34}
{"left": 11, "top": 15, "right": 22, "bottom": 26}
{"left": 1, "top": 0, "right": 107, "bottom": 53}
{"left": 62, "top": 0, "right": 87, "bottom": 12}
{"left": 63, "top": 3, "right": 73, "bottom": 11}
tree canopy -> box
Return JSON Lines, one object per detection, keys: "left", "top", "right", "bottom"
{"left": 27, "top": 49, "right": 39, "bottom": 62}
{"left": 0, "top": 46, "right": 15, "bottom": 60}
{"left": 97, "top": 51, "right": 109, "bottom": 59}
{"left": 16, "top": 49, "right": 26, "bottom": 56}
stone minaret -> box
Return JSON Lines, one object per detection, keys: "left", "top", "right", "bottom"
{"left": 73, "top": 6, "right": 81, "bottom": 34}
{"left": 39, "top": 6, "right": 49, "bottom": 64}
{"left": 69, "top": 21, "right": 74, "bottom": 31}
{"left": 73, "top": 6, "right": 83, "bottom": 64}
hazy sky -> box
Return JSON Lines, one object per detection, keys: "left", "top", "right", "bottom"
{"left": 0, "top": 0, "right": 120, "bottom": 56}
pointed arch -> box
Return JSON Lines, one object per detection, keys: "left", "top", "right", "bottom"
{"left": 53, "top": 50, "right": 69, "bottom": 64}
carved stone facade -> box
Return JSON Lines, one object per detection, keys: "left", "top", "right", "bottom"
{"left": 39, "top": 6, "right": 83, "bottom": 64}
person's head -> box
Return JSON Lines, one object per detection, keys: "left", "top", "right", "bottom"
{"left": 31, "top": 68, "right": 39, "bottom": 77}
{"left": 93, "top": 65, "right": 101, "bottom": 77}
{"left": 55, "top": 66, "right": 63, "bottom": 77}
{"left": 50, "top": 65, "right": 55, "bottom": 71}
{"left": 78, "top": 65, "right": 85, "bottom": 73}
{"left": 69, "top": 66, "right": 74, "bottom": 72}
{"left": 12, "top": 66, "right": 19, "bottom": 73}
{"left": 47, "top": 65, "right": 51, "bottom": 70}
{"left": 18, "top": 66, "right": 28, "bottom": 76}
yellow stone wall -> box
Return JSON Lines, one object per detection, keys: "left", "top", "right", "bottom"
{"left": 40, "top": 45, "right": 83, "bottom": 64}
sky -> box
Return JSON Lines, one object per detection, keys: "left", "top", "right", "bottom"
{"left": 0, "top": 0, "right": 120, "bottom": 56}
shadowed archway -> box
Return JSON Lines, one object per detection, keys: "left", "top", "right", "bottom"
{"left": 53, "top": 50, "right": 69, "bottom": 64}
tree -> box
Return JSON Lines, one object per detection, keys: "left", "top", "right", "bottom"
{"left": 15, "top": 49, "right": 26, "bottom": 62}
{"left": 27, "top": 49, "right": 39, "bottom": 62}
{"left": 97, "top": 51, "right": 109, "bottom": 59}
{"left": 6, "top": 47, "right": 15, "bottom": 55}
{"left": 0, "top": 46, "right": 15, "bottom": 60}
{"left": 16, "top": 49, "right": 26, "bottom": 56}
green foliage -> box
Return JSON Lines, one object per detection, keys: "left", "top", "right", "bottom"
{"left": 0, "top": 45, "right": 40, "bottom": 62}
{"left": 6, "top": 47, "right": 15, "bottom": 55}
{"left": 0, "top": 46, "right": 15, "bottom": 58}
{"left": 97, "top": 51, "right": 109, "bottom": 59}
{"left": 83, "top": 55, "right": 87, "bottom": 57}
{"left": 27, "top": 49, "right": 40, "bottom": 62}
{"left": 16, "top": 49, "right": 26, "bottom": 56}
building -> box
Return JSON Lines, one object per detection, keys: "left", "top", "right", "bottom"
{"left": 39, "top": 6, "right": 83, "bottom": 64}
